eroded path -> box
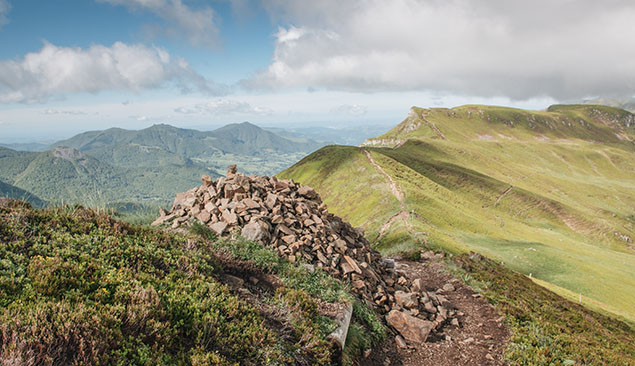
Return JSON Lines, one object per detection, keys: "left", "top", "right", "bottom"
{"left": 362, "top": 253, "right": 510, "bottom": 366}
{"left": 364, "top": 149, "right": 404, "bottom": 204}
{"left": 363, "top": 149, "right": 424, "bottom": 242}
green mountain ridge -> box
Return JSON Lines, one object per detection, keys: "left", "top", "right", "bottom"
{"left": 54, "top": 122, "right": 323, "bottom": 167}
{"left": 280, "top": 104, "right": 635, "bottom": 323}
{"left": 362, "top": 104, "right": 634, "bottom": 147}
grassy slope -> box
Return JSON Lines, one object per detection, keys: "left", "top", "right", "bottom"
{"left": 0, "top": 202, "right": 385, "bottom": 365}
{"left": 280, "top": 146, "right": 401, "bottom": 241}
{"left": 450, "top": 253, "right": 635, "bottom": 365}
{"left": 280, "top": 105, "right": 635, "bottom": 325}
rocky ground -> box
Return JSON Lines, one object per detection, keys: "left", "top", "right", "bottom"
{"left": 362, "top": 253, "right": 510, "bottom": 366}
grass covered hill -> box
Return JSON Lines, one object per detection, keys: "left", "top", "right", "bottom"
{"left": 279, "top": 104, "right": 635, "bottom": 324}
{"left": 0, "top": 200, "right": 385, "bottom": 365}
{"left": 0, "top": 146, "right": 217, "bottom": 208}
{"left": 53, "top": 122, "right": 322, "bottom": 167}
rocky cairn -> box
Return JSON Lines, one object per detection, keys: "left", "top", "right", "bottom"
{"left": 153, "top": 165, "right": 456, "bottom": 346}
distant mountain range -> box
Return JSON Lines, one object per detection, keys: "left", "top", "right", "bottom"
{"left": 0, "top": 145, "right": 216, "bottom": 208}
{"left": 53, "top": 122, "right": 322, "bottom": 167}
{"left": 0, "top": 122, "right": 323, "bottom": 209}
{"left": 265, "top": 125, "right": 392, "bottom": 146}
{"left": 0, "top": 142, "right": 51, "bottom": 152}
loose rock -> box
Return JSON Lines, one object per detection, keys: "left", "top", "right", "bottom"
{"left": 154, "top": 166, "right": 456, "bottom": 343}
{"left": 386, "top": 310, "right": 434, "bottom": 344}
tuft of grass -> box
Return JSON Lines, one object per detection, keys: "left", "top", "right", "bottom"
{"left": 274, "top": 288, "right": 337, "bottom": 365}
{"left": 278, "top": 262, "right": 351, "bottom": 303}
{"left": 190, "top": 220, "right": 218, "bottom": 241}
{"left": 341, "top": 302, "right": 387, "bottom": 366}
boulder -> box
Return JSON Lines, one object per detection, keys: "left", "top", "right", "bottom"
{"left": 242, "top": 221, "right": 267, "bottom": 242}
{"left": 395, "top": 335, "right": 408, "bottom": 349}
{"left": 394, "top": 291, "right": 418, "bottom": 309}
{"left": 412, "top": 278, "right": 423, "bottom": 292}
{"left": 210, "top": 222, "right": 228, "bottom": 235}
{"left": 386, "top": 310, "right": 434, "bottom": 344}
{"left": 297, "top": 185, "right": 318, "bottom": 199}
{"left": 202, "top": 175, "right": 213, "bottom": 187}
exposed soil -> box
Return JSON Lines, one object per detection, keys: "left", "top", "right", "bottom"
{"left": 364, "top": 149, "right": 404, "bottom": 204}
{"left": 362, "top": 255, "right": 510, "bottom": 366}
{"left": 364, "top": 149, "right": 427, "bottom": 239}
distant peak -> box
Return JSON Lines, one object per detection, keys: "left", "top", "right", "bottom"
{"left": 234, "top": 121, "right": 259, "bottom": 128}
{"left": 216, "top": 121, "right": 263, "bottom": 131}
{"left": 148, "top": 123, "right": 174, "bottom": 129}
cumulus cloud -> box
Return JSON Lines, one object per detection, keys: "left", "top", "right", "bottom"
{"left": 175, "top": 99, "right": 273, "bottom": 115}
{"left": 0, "top": 0, "right": 10, "bottom": 27}
{"left": 98, "top": 0, "right": 219, "bottom": 48}
{"left": 251, "top": 0, "right": 635, "bottom": 100}
{"left": 0, "top": 41, "right": 222, "bottom": 103}
{"left": 331, "top": 104, "right": 367, "bottom": 116}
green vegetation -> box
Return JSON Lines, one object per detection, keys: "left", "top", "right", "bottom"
{"left": 449, "top": 253, "right": 635, "bottom": 365}
{"left": 0, "top": 201, "right": 292, "bottom": 364}
{"left": 280, "top": 146, "right": 401, "bottom": 242}
{"left": 0, "top": 201, "right": 388, "bottom": 365}
{"left": 187, "top": 223, "right": 386, "bottom": 365}
{"left": 281, "top": 104, "right": 635, "bottom": 324}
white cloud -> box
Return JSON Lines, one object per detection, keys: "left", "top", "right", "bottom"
{"left": 42, "top": 109, "right": 93, "bottom": 116}
{"left": 130, "top": 115, "right": 149, "bottom": 121}
{"left": 331, "top": 104, "right": 367, "bottom": 116}
{"left": 0, "top": 0, "right": 10, "bottom": 27}
{"left": 98, "top": 0, "right": 219, "bottom": 48}
{"left": 0, "top": 41, "right": 222, "bottom": 103}
{"left": 252, "top": 0, "right": 635, "bottom": 100}
{"left": 175, "top": 99, "right": 273, "bottom": 115}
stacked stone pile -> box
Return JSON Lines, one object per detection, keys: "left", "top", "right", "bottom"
{"left": 153, "top": 165, "right": 456, "bottom": 345}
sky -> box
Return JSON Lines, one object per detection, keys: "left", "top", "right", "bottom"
{"left": 0, "top": 0, "right": 634, "bottom": 142}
